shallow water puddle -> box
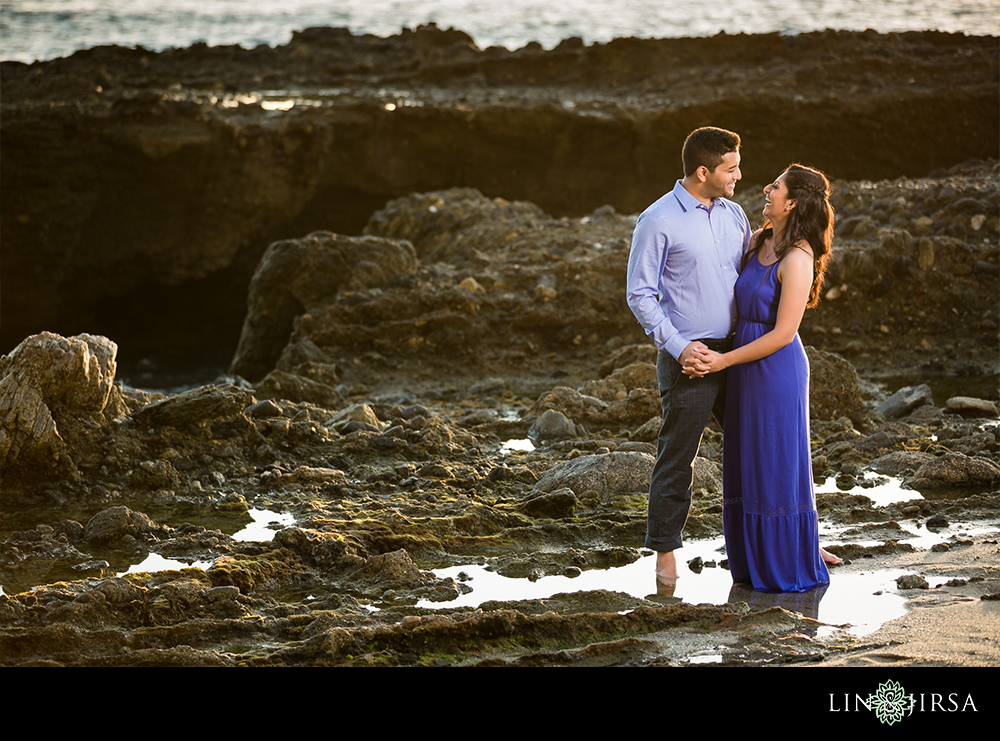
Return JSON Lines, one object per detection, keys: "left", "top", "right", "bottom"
{"left": 231, "top": 508, "right": 295, "bottom": 542}
{"left": 101, "top": 508, "right": 293, "bottom": 583}
{"left": 115, "top": 508, "right": 292, "bottom": 577}
{"left": 419, "top": 520, "right": 998, "bottom": 637}
{"left": 500, "top": 438, "right": 535, "bottom": 453}
{"left": 815, "top": 471, "right": 919, "bottom": 507}
{"left": 419, "top": 545, "right": 909, "bottom": 637}
{"left": 122, "top": 552, "right": 213, "bottom": 575}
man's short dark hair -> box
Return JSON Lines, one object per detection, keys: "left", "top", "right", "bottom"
{"left": 682, "top": 127, "right": 741, "bottom": 177}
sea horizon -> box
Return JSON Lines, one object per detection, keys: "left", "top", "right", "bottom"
{"left": 2, "top": 0, "right": 998, "bottom": 64}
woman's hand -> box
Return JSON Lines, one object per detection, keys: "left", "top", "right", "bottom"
{"left": 682, "top": 348, "right": 728, "bottom": 377}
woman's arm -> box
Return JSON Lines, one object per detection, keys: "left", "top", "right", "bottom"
{"left": 688, "top": 243, "right": 814, "bottom": 374}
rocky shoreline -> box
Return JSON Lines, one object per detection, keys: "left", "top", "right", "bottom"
{"left": 1, "top": 27, "right": 998, "bottom": 667}
{"left": 2, "top": 26, "right": 997, "bottom": 359}
{"left": 1, "top": 180, "right": 998, "bottom": 666}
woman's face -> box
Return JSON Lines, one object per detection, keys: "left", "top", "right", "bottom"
{"left": 763, "top": 173, "right": 793, "bottom": 220}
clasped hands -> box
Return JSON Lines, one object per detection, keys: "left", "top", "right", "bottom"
{"left": 680, "top": 341, "right": 725, "bottom": 378}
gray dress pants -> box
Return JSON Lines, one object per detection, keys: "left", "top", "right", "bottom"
{"left": 645, "top": 345, "right": 728, "bottom": 553}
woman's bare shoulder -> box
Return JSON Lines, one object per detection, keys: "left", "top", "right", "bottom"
{"left": 792, "top": 238, "right": 815, "bottom": 259}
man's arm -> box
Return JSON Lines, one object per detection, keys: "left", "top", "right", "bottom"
{"left": 626, "top": 212, "right": 690, "bottom": 360}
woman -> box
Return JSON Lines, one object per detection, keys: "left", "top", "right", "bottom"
{"left": 686, "top": 164, "right": 839, "bottom": 592}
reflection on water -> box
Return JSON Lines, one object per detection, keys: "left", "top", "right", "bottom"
{"left": 121, "top": 552, "right": 212, "bottom": 575}
{"left": 815, "top": 470, "right": 920, "bottom": 507}
{"left": 420, "top": 517, "right": 999, "bottom": 637}
{"left": 408, "top": 470, "right": 992, "bottom": 640}
{"left": 111, "top": 508, "right": 291, "bottom": 580}
{"left": 232, "top": 508, "right": 295, "bottom": 542}
{"left": 419, "top": 543, "right": 908, "bottom": 636}
{"left": 501, "top": 438, "right": 535, "bottom": 453}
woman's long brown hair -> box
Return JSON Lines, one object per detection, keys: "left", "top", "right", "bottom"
{"left": 749, "top": 164, "right": 835, "bottom": 308}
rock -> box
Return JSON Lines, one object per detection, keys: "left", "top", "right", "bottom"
{"left": 519, "top": 488, "right": 577, "bottom": 518}
{"left": 877, "top": 384, "right": 934, "bottom": 419}
{"left": 926, "top": 514, "right": 949, "bottom": 529}
{"left": 905, "top": 452, "right": 1000, "bottom": 490}
{"left": 917, "top": 237, "right": 935, "bottom": 268}
{"left": 130, "top": 460, "right": 183, "bottom": 491}
{"left": 325, "top": 404, "right": 383, "bottom": 433}
{"left": 523, "top": 387, "right": 607, "bottom": 426}
{"left": 632, "top": 415, "right": 662, "bottom": 443}
{"left": 837, "top": 215, "right": 877, "bottom": 238}
{"left": 533, "top": 450, "right": 656, "bottom": 500}
{"left": 869, "top": 450, "right": 935, "bottom": 475}
{"left": 254, "top": 370, "right": 344, "bottom": 408}
{"left": 598, "top": 344, "right": 659, "bottom": 378}
{"left": 468, "top": 377, "right": 507, "bottom": 396}
{"left": 528, "top": 409, "right": 579, "bottom": 443}
{"left": 581, "top": 362, "right": 656, "bottom": 401}
{"left": 282, "top": 466, "right": 347, "bottom": 485}
{"left": 85, "top": 506, "right": 160, "bottom": 543}
{"left": 896, "top": 574, "right": 929, "bottom": 590}
{"left": 804, "top": 346, "right": 872, "bottom": 429}
{"left": 364, "top": 187, "right": 550, "bottom": 265}
{"left": 945, "top": 396, "right": 999, "bottom": 417}
{"left": 854, "top": 421, "right": 918, "bottom": 455}
{"left": 457, "top": 277, "right": 486, "bottom": 294}
{"left": 692, "top": 457, "right": 723, "bottom": 493}
{"left": 133, "top": 383, "right": 256, "bottom": 427}
{"left": 230, "top": 231, "right": 418, "bottom": 381}
{"left": 245, "top": 400, "right": 283, "bottom": 418}
{"left": 347, "top": 549, "right": 428, "bottom": 591}
{"left": 0, "top": 332, "right": 120, "bottom": 479}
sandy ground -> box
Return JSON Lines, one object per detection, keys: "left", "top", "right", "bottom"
{"left": 813, "top": 536, "right": 1000, "bottom": 667}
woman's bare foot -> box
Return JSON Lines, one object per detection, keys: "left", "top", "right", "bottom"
{"left": 820, "top": 546, "right": 843, "bottom": 565}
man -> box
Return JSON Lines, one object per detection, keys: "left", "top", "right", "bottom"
{"left": 626, "top": 126, "right": 751, "bottom": 583}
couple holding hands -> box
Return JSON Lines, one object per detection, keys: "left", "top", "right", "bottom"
{"left": 627, "top": 126, "right": 840, "bottom": 593}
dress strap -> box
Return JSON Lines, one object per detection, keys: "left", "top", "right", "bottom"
{"left": 745, "top": 252, "right": 778, "bottom": 311}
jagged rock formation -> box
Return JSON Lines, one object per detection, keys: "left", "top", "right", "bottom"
{"left": 2, "top": 27, "right": 996, "bottom": 357}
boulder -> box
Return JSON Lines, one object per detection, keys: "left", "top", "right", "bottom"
{"left": 519, "top": 488, "right": 578, "bottom": 518}
{"left": 804, "top": 346, "right": 872, "bottom": 429}
{"left": 0, "top": 332, "right": 119, "bottom": 478}
{"left": 904, "top": 452, "right": 1000, "bottom": 490}
{"left": 581, "top": 362, "right": 657, "bottom": 401}
{"left": 230, "top": 231, "right": 418, "bottom": 382}
{"left": 85, "top": 506, "right": 160, "bottom": 544}
{"left": 877, "top": 384, "right": 934, "bottom": 419}
{"left": 254, "top": 370, "right": 344, "bottom": 408}
{"left": 133, "top": 383, "right": 255, "bottom": 427}
{"left": 527, "top": 409, "right": 580, "bottom": 444}
{"left": 945, "top": 396, "right": 999, "bottom": 417}
{"left": 869, "top": 450, "right": 936, "bottom": 476}
{"left": 533, "top": 451, "right": 653, "bottom": 500}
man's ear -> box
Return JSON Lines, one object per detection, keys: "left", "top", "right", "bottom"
{"left": 695, "top": 165, "right": 710, "bottom": 183}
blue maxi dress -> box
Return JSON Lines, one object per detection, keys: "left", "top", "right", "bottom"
{"left": 722, "top": 252, "right": 830, "bottom": 593}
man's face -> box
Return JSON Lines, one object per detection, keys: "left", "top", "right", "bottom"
{"left": 705, "top": 151, "right": 742, "bottom": 198}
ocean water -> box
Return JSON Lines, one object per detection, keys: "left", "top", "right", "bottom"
{"left": 1, "top": 0, "right": 998, "bottom": 64}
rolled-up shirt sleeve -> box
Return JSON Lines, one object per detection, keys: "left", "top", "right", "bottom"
{"left": 627, "top": 212, "right": 687, "bottom": 359}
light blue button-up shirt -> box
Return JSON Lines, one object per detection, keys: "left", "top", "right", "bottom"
{"left": 626, "top": 180, "right": 751, "bottom": 360}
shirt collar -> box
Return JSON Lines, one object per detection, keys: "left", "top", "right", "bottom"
{"left": 672, "top": 179, "right": 729, "bottom": 213}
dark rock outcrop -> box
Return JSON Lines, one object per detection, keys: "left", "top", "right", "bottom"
{"left": 230, "top": 231, "right": 418, "bottom": 381}
{"left": 2, "top": 29, "right": 996, "bottom": 359}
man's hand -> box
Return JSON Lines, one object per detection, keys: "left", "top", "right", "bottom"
{"left": 679, "top": 341, "right": 711, "bottom": 378}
